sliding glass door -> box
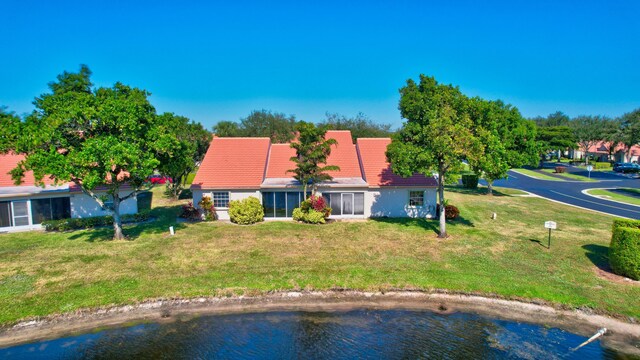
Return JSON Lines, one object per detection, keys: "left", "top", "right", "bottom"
{"left": 323, "top": 193, "right": 365, "bottom": 216}
{"left": 262, "top": 192, "right": 307, "bottom": 218}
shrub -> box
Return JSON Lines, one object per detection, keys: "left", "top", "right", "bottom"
{"left": 179, "top": 202, "right": 201, "bottom": 220}
{"left": 294, "top": 194, "right": 331, "bottom": 223}
{"left": 594, "top": 162, "right": 611, "bottom": 170}
{"left": 228, "top": 196, "right": 264, "bottom": 225}
{"left": 609, "top": 219, "right": 640, "bottom": 280}
{"left": 42, "top": 211, "right": 151, "bottom": 232}
{"left": 435, "top": 204, "right": 460, "bottom": 220}
{"left": 554, "top": 166, "right": 567, "bottom": 173}
{"left": 198, "top": 196, "right": 216, "bottom": 221}
{"left": 461, "top": 174, "right": 479, "bottom": 189}
{"left": 292, "top": 208, "right": 326, "bottom": 224}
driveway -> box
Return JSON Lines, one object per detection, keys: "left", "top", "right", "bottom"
{"left": 490, "top": 167, "right": 640, "bottom": 219}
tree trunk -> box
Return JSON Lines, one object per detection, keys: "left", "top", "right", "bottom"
{"left": 487, "top": 180, "right": 493, "bottom": 196}
{"left": 437, "top": 168, "right": 447, "bottom": 239}
{"left": 112, "top": 196, "right": 125, "bottom": 240}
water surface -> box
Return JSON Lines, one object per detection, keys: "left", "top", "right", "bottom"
{"left": 0, "top": 309, "right": 636, "bottom": 359}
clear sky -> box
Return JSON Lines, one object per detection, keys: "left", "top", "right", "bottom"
{"left": 1, "top": 0, "right": 638, "bottom": 129}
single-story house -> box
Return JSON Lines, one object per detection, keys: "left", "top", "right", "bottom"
{"left": 191, "top": 130, "right": 438, "bottom": 220}
{"left": 570, "top": 142, "right": 639, "bottom": 163}
{"left": 0, "top": 154, "right": 138, "bottom": 232}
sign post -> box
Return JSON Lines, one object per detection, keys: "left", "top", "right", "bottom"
{"left": 586, "top": 164, "right": 593, "bottom": 179}
{"left": 544, "top": 221, "right": 556, "bottom": 249}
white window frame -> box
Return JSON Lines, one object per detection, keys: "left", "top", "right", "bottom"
{"left": 11, "top": 200, "right": 32, "bottom": 227}
{"left": 212, "top": 192, "right": 230, "bottom": 209}
{"left": 408, "top": 190, "right": 425, "bottom": 207}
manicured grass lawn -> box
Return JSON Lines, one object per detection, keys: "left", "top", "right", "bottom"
{"left": 540, "top": 168, "right": 598, "bottom": 182}
{"left": 512, "top": 168, "right": 562, "bottom": 181}
{"left": 0, "top": 187, "right": 637, "bottom": 326}
{"left": 587, "top": 188, "right": 640, "bottom": 206}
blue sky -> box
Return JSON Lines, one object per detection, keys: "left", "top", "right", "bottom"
{"left": 1, "top": 0, "right": 638, "bottom": 129}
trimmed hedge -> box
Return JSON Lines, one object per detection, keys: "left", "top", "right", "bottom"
{"left": 228, "top": 196, "right": 264, "bottom": 225}
{"left": 555, "top": 166, "right": 567, "bottom": 173}
{"left": 461, "top": 174, "right": 479, "bottom": 189}
{"left": 42, "top": 211, "right": 151, "bottom": 232}
{"left": 594, "top": 162, "right": 612, "bottom": 170}
{"left": 609, "top": 219, "right": 640, "bottom": 280}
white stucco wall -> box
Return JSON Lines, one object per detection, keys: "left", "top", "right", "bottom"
{"left": 193, "top": 190, "right": 261, "bottom": 220}
{"left": 70, "top": 191, "right": 138, "bottom": 218}
{"left": 366, "top": 188, "right": 437, "bottom": 219}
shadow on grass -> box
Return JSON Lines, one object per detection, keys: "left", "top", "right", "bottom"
{"left": 67, "top": 205, "right": 188, "bottom": 242}
{"left": 444, "top": 186, "right": 513, "bottom": 197}
{"left": 370, "top": 216, "right": 474, "bottom": 235}
{"left": 528, "top": 238, "right": 548, "bottom": 249}
{"left": 582, "top": 244, "right": 611, "bottom": 272}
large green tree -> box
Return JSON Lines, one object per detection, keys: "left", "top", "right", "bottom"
{"left": 386, "top": 75, "right": 481, "bottom": 238}
{"left": 571, "top": 115, "right": 608, "bottom": 164}
{"left": 0, "top": 108, "right": 22, "bottom": 153}
{"left": 320, "top": 112, "right": 394, "bottom": 142}
{"left": 212, "top": 110, "right": 298, "bottom": 142}
{"left": 536, "top": 126, "right": 576, "bottom": 161}
{"left": 531, "top": 111, "right": 571, "bottom": 127}
{"left": 156, "top": 113, "right": 212, "bottom": 200}
{"left": 6, "top": 65, "right": 174, "bottom": 240}
{"left": 620, "top": 108, "right": 640, "bottom": 159}
{"left": 468, "top": 99, "right": 539, "bottom": 195}
{"left": 288, "top": 122, "right": 340, "bottom": 195}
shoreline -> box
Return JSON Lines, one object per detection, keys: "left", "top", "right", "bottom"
{"left": 1, "top": 290, "right": 640, "bottom": 354}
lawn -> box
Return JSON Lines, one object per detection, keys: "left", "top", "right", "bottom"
{"left": 512, "top": 168, "right": 562, "bottom": 181}
{"left": 0, "top": 186, "right": 637, "bottom": 326}
{"left": 586, "top": 188, "right": 640, "bottom": 206}
{"left": 540, "top": 168, "right": 598, "bottom": 182}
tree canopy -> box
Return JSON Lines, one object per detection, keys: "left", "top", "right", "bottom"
{"left": 570, "top": 116, "right": 609, "bottom": 164}
{"left": 620, "top": 108, "right": 640, "bottom": 157}
{"left": 156, "top": 112, "right": 212, "bottom": 199}
{"left": 288, "top": 122, "right": 339, "bottom": 195}
{"left": 387, "top": 75, "right": 481, "bottom": 238}
{"left": 212, "top": 110, "right": 297, "bottom": 142}
{"left": 3, "top": 65, "right": 178, "bottom": 240}
{"left": 320, "top": 112, "right": 394, "bottom": 142}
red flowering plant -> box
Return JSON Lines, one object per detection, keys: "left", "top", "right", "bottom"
{"left": 300, "top": 195, "right": 331, "bottom": 218}
{"left": 179, "top": 202, "right": 201, "bottom": 220}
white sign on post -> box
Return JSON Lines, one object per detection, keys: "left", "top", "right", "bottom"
{"left": 545, "top": 221, "right": 557, "bottom": 230}
{"left": 586, "top": 164, "right": 594, "bottom": 178}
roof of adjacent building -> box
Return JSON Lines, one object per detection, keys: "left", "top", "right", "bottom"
{"left": 0, "top": 153, "right": 57, "bottom": 187}
{"left": 587, "top": 141, "right": 640, "bottom": 156}
{"left": 191, "top": 137, "right": 271, "bottom": 190}
{"left": 356, "top": 138, "right": 438, "bottom": 187}
{"left": 193, "top": 130, "right": 437, "bottom": 189}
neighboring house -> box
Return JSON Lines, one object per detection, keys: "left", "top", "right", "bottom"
{"left": 191, "top": 130, "right": 438, "bottom": 220}
{"left": 0, "top": 154, "right": 138, "bottom": 233}
{"left": 570, "top": 142, "right": 640, "bottom": 163}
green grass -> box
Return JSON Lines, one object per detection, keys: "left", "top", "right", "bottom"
{"left": 0, "top": 187, "right": 637, "bottom": 326}
{"left": 587, "top": 188, "right": 640, "bottom": 206}
{"left": 512, "top": 168, "right": 562, "bottom": 181}
{"left": 540, "top": 168, "right": 598, "bottom": 182}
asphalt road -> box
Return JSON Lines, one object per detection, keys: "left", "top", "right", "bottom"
{"left": 490, "top": 166, "right": 640, "bottom": 219}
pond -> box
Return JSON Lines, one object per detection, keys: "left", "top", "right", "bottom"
{"left": 0, "top": 309, "right": 636, "bottom": 359}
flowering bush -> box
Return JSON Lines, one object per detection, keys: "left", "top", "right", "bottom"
{"left": 179, "top": 202, "right": 201, "bottom": 220}
{"left": 198, "top": 196, "right": 217, "bottom": 221}
{"left": 294, "top": 194, "right": 331, "bottom": 223}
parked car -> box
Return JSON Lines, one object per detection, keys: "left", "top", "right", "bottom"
{"left": 148, "top": 175, "right": 173, "bottom": 184}
{"left": 614, "top": 163, "right": 640, "bottom": 173}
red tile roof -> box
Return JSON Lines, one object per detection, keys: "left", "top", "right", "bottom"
{"left": 265, "top": 144, "right": 296, "bottom": 178}
{"left": 323, "top": 130, "right": 362, "bottom": 178}
{"left": 587, "top": 141, "right": 640, "bottom": 156}
{"left": 356, "top": 138, "right": 438, "bottom": 187}
{"left": 0, "top": 153, "right": 58, "bottom": 187}
{"left": 191, "top": 137, "right": 271, "bottom": 189}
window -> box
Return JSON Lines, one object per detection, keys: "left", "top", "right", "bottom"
{"left": 0, "top": 202, "right": 12, "bottom": 227}
{"left": 12, "top": 201, "right": 30, "bottom": 226}
{"left": 31, "top": 197, "right": 71, "bottom": 224}
{"left": 212, "top": 192, "right": 230, "bottom": 208}
{"left": 262, "top": 192, "right": 304, "bottom": 218}
{"left": 409, "top": 191, "right": 424, "bottom": 207}
{"left": 323, "top": 192, "right": 364, "bottom": 216}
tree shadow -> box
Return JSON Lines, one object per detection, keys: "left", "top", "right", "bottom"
{"left": 66, "top": 205, "right": 188, "bottom": 242}
{"left": 370, "top": 215, "right": 474, "bottom": 235}
{"left": 582, "top": 244, "right": 611, "bottom": 272}
{"left": 444, "top": 186, "right": 512, "bottom": 197}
